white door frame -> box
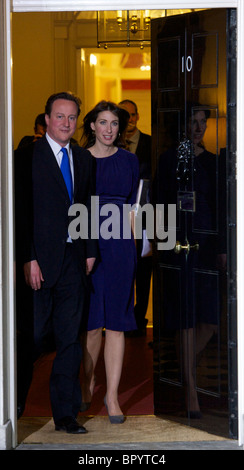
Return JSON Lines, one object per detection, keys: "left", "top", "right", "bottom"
{"left": 0, "top": 0, "right": 243, "bottom": 449}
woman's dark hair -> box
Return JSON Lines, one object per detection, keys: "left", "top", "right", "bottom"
{"left": 45, "top": 91, "right": 81, "bottom": 117}
{"left": 186, "top": 103, "right": 211, "bottom": 122}
{"left": 81, "top": 100, "right": 130, "bottom": 148}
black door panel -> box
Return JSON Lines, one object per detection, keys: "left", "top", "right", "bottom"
{"left": 151, "top": 8, "right": 237, "bottom": 438}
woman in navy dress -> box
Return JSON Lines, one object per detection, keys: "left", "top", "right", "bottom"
{"left": 81, "top": 101, "right": 139, "bottom": 423}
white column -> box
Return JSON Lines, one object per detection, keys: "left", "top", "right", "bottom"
{"left": 0, "top": 0, "right": 16, "bottom": 450}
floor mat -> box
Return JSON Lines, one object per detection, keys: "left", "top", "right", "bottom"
{"left": 22, "top": 415, "right": 226, "bottom": 445}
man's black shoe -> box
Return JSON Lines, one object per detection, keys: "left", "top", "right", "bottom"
{"left": 55, "top": 416, "right": 88, "bottom": 434}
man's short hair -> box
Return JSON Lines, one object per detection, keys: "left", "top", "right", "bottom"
{"left": 45, "top": 91, "right": 81, "bottom": 117}
{"left": 119, "top": 99, "right": 138, "bottom": 114}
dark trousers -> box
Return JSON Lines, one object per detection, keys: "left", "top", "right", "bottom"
{"left": 33, "top": 244, "right": 85, "bottom": 423}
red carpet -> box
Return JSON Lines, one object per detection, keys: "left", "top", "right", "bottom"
{"left": 22, "top": 329, "right": 154, "bottom": 417}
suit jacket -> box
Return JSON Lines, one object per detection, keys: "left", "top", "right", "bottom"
{"left": 15, "top": 136, "right": 98, "bottom": 288}
{"left": 135, "top": 131, "right": 152, "bottom": 180}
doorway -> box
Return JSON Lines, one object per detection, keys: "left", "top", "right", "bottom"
{"left": 11, "top": 7, "right": 238, "bottom": 444}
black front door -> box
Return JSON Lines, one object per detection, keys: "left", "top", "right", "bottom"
{"left": 151, "top": 8, "right": 237, "bottom": 438}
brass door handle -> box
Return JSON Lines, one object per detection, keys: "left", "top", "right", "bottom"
{"left": 174, "top": 240, "right": 199, "bottom": 255}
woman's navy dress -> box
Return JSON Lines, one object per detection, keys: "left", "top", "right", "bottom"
{"left": 87, "top": 147, "right": 139, "bottom": 332}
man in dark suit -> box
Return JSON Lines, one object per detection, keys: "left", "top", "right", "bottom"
{"left": 119, "top": 100, "right": 152, "bottom": 336}
{"left": 16, "top": 91, "right": 98, "bottom": 434}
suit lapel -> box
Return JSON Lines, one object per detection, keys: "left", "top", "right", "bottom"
{"left": 72, "top": 145, "right": 87, "bottom": 200}
{"left": 40, "top": 138, "right": 87, "bottom": 202}
{"left": 135, "top": 131, "right": 143, "bottom": 158}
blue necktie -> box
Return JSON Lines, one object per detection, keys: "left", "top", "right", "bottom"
{"left": 60, "top": 147, "right": 73, "bottom": 204}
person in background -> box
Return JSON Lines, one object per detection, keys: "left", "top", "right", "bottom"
{"left": 80, "top": 100, "right": 139, "bottom": 423}
{"left": 17, "top": 113, "right": 47, "bottom": 149}
{"left": 119, "top": 99, "right": 152, "bottom": 337}
{"left": 15, "top": 91, "right": 97, "bottom": 433}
